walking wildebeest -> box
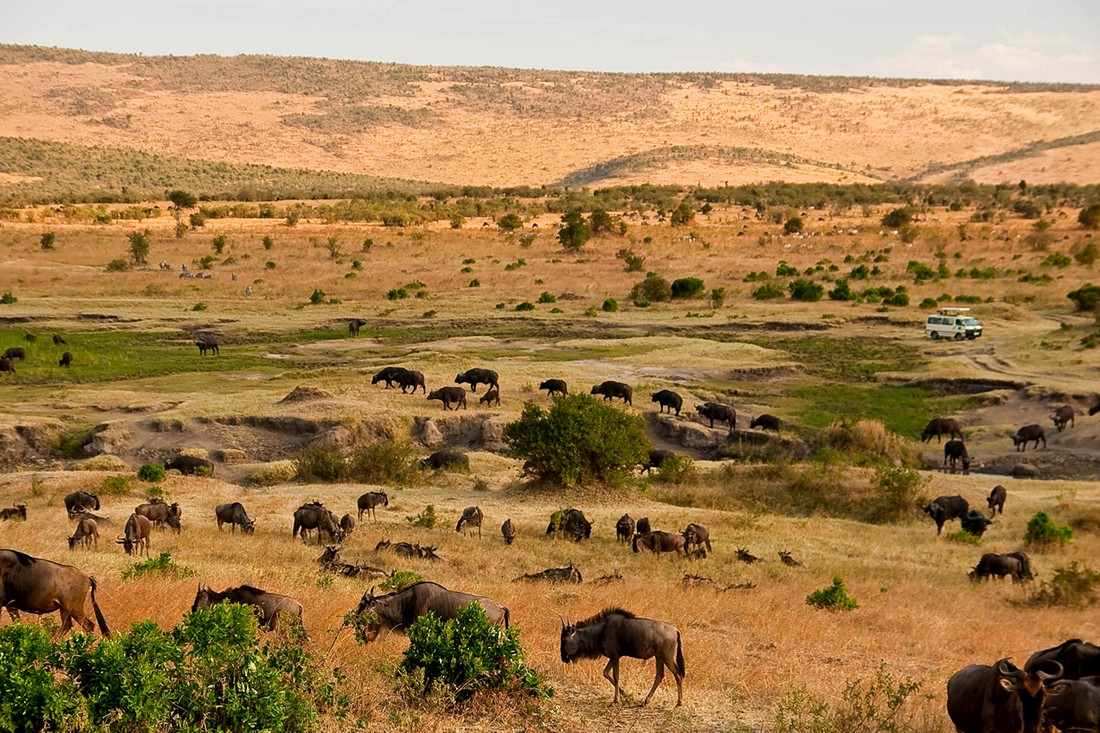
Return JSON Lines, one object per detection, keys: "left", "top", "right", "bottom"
{"left": 988, "top": 485, "right": 1007, "bottom": 515}
{"left": 1027, "top": 639, "right": 1100, "bottom": 680}
{"left": 750, "top": 414, "right": 783, "bottom": 431}
{"left": 355, "top": 581, "right": 509, "bottom": 642}
{"left": 348, "top": 318, "right": 366, "bottom": 337}
{"left": 1013, "top": 424, "right": 1046, "bottom": 451}
{"left": 420, "top": 450, "right": 469, "bottom": 470}
{"left": 0, "top": 504, "right": 26, "bottom": 521}
{"left": 52, "top": 334, "right": 66, "bottom": 345}
{"left": 58, "top": 351, "right": 72, "bottom": 367}
{"left": 292, "top": 503, "right": 343, "bottom": 545}
{"left": 547, "top": 508, "right": 592, "bottom": 541}
{"left": 696, "top": 402, "right": 735, "bottom": 431}
{"left": 135, "top": 501, "right": 182, "bottom": 532}
{"left": 539, "top": 379, "right": 568, "bottom": 397}
{"left": 944, "top": 439, "right": 971, "bottom": 474}
{"left": 616, "top": 514, "right": 636, "bottom": 543}
{"left": 1042, "top": 678, "right": 1100, "bottom": 733}
{"left": 215, "top": 502, "right": 255, "bottom": 534}
{"left": 591, "top": 380, "right": 633, "bottom": 405}
{"left": 921, "top": 417, "right": 964, "bottom": 443}
{"left": 560, "top": 608, "right": 684, "bottom": 706}
{"left": 642, "top": 449, "right": 676, "bottom": 474}
{"left": 1052, "top": 405, "right": 1076, "bottom": 432}
{"left": 969, "top": 552, "right": 1032, "bottom": 582}
{"left": 961, "top": 510, "right": 993, "bottom": 537}
{"left": 340, "top": 514, "right": 355, "bottom": 536}
{"left": 0, "top": 549, "right": 111, "bottom": 636}
{"left": 651, "top": 389, "right": 683, "bottom": 415}
{"left": 64, "top": 491, "right": 100, "bottom": 518}
{"left": 501, "top": 518, "right": 516, "bottom": 545}
{"left": 117, "top": 513, "right": 153, "bottom": 556}
{"left": 515, "top": 564, "right": 582, "bottom": 583}
{"left": 479, "top": 387, "right": 501, "bottom": 406}
{"left": 923, "top": 495, "right": 970, "bottom": 535}
{"left": 165, "top": 455, "right": 214, "bottom": 476}
{"left": 192, "top": 584, "right": 303, "bottom": 631}
{"left": 947, "top": 658, "right": 1061, "bottom": 733}
{"left": 67, "top": 517, "right": 99, "bottom": 550}
{"left": 371, "top": 366, "right": 408, "bottom": 389}
{"left": 632, "top": 531, "right": 686, "bottom": 558}
{"left": 0, "top": 357, "right": 15, "bottom": 374}
{"left": 428, "top": 386, "right": 467, "bottom": 410}
{"left": 195, "top": 340, "right": 219, "bottom": 356}
{"left": 456, "top": 506, "right": 483, "bottom": 538}
{"left": 394, "top": 369, "right": 426, "bottom": 394}
{"left": 357, "top": 491, "right": 388, "bottom": 521}
{"left": 3, "top": 347, "right": 25, "bottom": 361}
{"left": 682, "top": 523, "right": 712, "bottom": 555}
{"left": 455, "top": 368, "right": 498, "bottom": 393}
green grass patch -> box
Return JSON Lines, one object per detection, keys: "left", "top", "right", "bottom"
{"left": 786, "top": 383, "right": 976, "bottom": 439}
{"left": 744, "top": 336, "right": 922, "bottom": 381}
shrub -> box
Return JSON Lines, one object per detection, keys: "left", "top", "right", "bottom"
{"left": 919, "top": 297, "right": 939, "bottom": 309}
{"left": 616, "top": 248, "right": 645, "bottom": 272}
{"left": 211, "top": 234, "right": 228, "bottom": 254}
{"left": 752, "top": 283, "right": 785, "bottom": 300}
{"left": 518, "top": 233, "right": 537, "bottom": 247}
{"left": 1079, "top": 204, "right": 1100, "bottom": 230}
{"left": 497, "top": 213, "right": 524, "bottom": 231}
{"left": 381, "top": 570, "right": 424, "bottom": 593}
{"left": 100, "top": 474, "right": 133, "bottom": 497}
{"left": 537, "top": 291, "right": 556, "bottom": 304}
{"left": 40, "top": 232, "right": 56, "bottom": 250}
{"left": 710, "top": 287, "right": 726, "bottom": 308}
{"left": 346, "top": 442, "right": 421, "bottom": 486}
{"left": 1075, "top": 242, "right": 1098, "bottom": 266}
{"left": 669, "top": 201, "right": 695, "bottom": 227}
{"left": 294, "top": 443, "right": 345, "bottom": 482}
{"left": 557, "top": 211, "right": 592, "bottom": 251}
{"left": 1067, "top": 284, "right": 1100, "bottom": 311}
{"left": 774, "top": 664, "right": 922, "bottom": 733}
{"left": 828, "top": 279, "right": 855, "bottom": 301}
{"left": 1025, "top": 511, "right": 1073, "bottom": 548}
{"left": 308, "top": 289, "right": 327, "bottom": 305}
{"left": 629, "top": 273, "right": 672, "bottom": 306}
{"left": 881, "top": 207, "right": 913, "bottom": 228}
{"left": 105, "top": 259, "right": 130, "bottom": 272}
{"left": 670, "top": 277, "right": 705, "bottom": 299}
{"left": 515, "top": 301, "right": 535, "bottom": 312}
{"left": 1042, "top": 252, "right": 1072, "bottom": 268}
{"left": 503, "top": 394, "right": 649, "bottom": 486}
{"left": 0, "top": 623, "right": 81, "bottom": 733}
{"left": 806, "top": 577, "right": 858, "bottom": 611}
{"left": 1024, "top": 562, "right": 1100, "bottom": 608}
{"left": 589, "top": 208, "right": 617, "bottom": 235}
{"left": 191, "top": 302, "right": 207, "bottom": 312}
{"left": 944, "top": 529, "right": 982, "bottom": 546}
{"left": 654, "top": 455, "right": 696, "bottom": 486}
{"left": 788, "top": 279, "right": 824, "bottom": 302}
{"left": 868, "top": 465, "right": 925, "bottom": 524}
{"left": 784, "top": 216, "right": 804, "bottom": 234}
{"left": 137, "top": 463, "right": 166, "bottom": 482}
{"left": 249, "top": 460, "right": 297, "bottom": 486}
{"left": 601, "top": 297, "right": 618, "bottom": 312}
{"left": 776, "top": 261, "right": 799, "bottom": 277}
{"left": 406, "top": 504, "right": 437, "bottom": 529}
{"left": 128, "top": 229, "right": 151, "bottom": 265}
{"left": 262, "top": 235, "right": 274, "bottom": 250}
{"left": 468, "top": 278, "right": 480, "bottom": 287}
{"left": 122, "top": 551, "right": 196, "bottom": 580}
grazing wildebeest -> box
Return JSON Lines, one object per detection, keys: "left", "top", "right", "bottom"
{"left": 456, "top": 506, "right": 483, "bottom": 538}
{"left": 1051, "top": 405, "right": 1076, "bottom": 432}
{"left": 540, "top": 379, "right": 568, "bottom": 397}
{"left": 988, "top": 485, "right": 1007, "bottom": 515}
{"left": 547, "top": 508, "right": 593, "bottom": 542}
{"left": 371, "top": 366, "right": 408, "bottom": 389}
{"left": 923, "top": 495, "right": 970, "bottom": 535}
{"left": 749, "top": 414, "right": 783, "bottom": 432}
{"left": 515, "top": 564, "right": 582, "bottom": 583}
{"left": 961, "top": 510, "right": 993, "bottom": 537}
{"left": 192, "top": 584, "right": 303, "bottom": 631}
{"left": 969, "top": 552, "right": 1032, "bottom": 582}
{"left": 348, "top": 318, "right": 366, "bottom": 337}
{"left": 58, "top": 351, "right": 72, "bottom": 367}
{"left": 946, "top": 658, "right": 1061, "bottom": 733}
{"left": 501, "top": 518, "right": 516, "bottom": 545}
{"left": 736, "top": 548, "right": 761, "bottom": 564}
{"left": 357, "top": 491, "right": 388, "bottom": 521}
{"left": 117, "top": 513, "right": 153, "bottom": 556}
{"left": 52, "top": 334, "right": 66, "bottom": 345}
{"left": 0, "top": 549, "right": 111, "bottom": 636}
{"left": 355, "top": 581, "right": 509, "bottom": 642}
{"left": 616, "top": 514, "right": 636, "bottom": 543}
{"left": 560, "top": 608, "right": 684, "bottom": 706}
{"left": 682, "top": 523, "right": 712, "bottom": 555}
{"left": 651, "top": 389, "right": 683, "bottom": 415}
{"left": 455, "top": 368, "right": 499, "bottom": 393}
{"left": 636, "top": 517, "right": 652, "bottom": 535}
{"left": 1027, "top": 639, "right": 1100, "bottom": 680}
{"left": 64, "top": 491, "right": 100, "bottom": 518}
{"left": 643, "top": 449, "right": 676, "bottom": 474}
{"left": 778, "top": 551, "right": 803, "bottom": 567}
{"left": 1042, "top": 678, "right": 1100, "bottom": 733}
{"left": 428, "top": 386, "right": 467, "bottom": 410}
{"left": 215, "top": 502, "right": 255, "bottom": 534}
{"left": 944, "top": 439, "right": 971, "bottom": 475}
{"left": 67, "top": 517, "right": 99, "bottom": 550}
{"left": 340, "top": 513, "right": 355, "bottom": 536}
{"left": 0, "top": 504, "right": 26, "bottom": 521}
{"left": 1013, "top": 424, "right": 1046, "bottom": 451}
{"left": 0, "top": 357, "right": 15, "bottom": 374}
{"left": 696, "top": 402, "right": 736, "bottom": 431}
{"left": 591, "top": 380, "right": 633, "bottom": 405}
{"left": 394, "top": 369, "right": 426, "bottom": 394}
{"left": 633, "top": 531, "right": 686, "bottom": 559}
{"left": 292, "top": 502, "right": 344, "bottom": 545}
{"left": 921, "top": 417, "right": 964, "bottom": 443}
{"left": 135, "top": 501, "right": 182, "bottom": 532}
{"left": 195, "top": 340, "right": 219, "bottom": 356}
{"left": 165, "top": 455, "right": 214, "bottom": 476}
{"left": 3, "top": 347, "right": 25, "bottom": 361}
{"left": 420, "top": 450, "right": 470, "bottom": 471}
{"left": 479, "top": 387, "right": 501, "bottom": 406}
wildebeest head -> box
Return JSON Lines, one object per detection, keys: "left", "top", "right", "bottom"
{"left": 192, "top": 584, "right": 219, "bottom": 613}
{"left": 354, "top": 587, "right": 386, "bottom": 642}
{"left": 116, "top": 534, "right": 134, "bottom": 554}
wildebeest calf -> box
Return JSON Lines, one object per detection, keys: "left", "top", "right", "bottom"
{"left": 0, "top": 504, "right": 26, "bottom": 521}
{"left": 501, "top": 518, "right": 516, "bottom": 545}
{"left": 479, "top": 387, "right": 501, "bottom": 406}
{"left": 357, "top": 491, "right": 388, "bottom": 521}
{"left": 68, "top": 517, "right": 98, "bottom": 550}
{"left": 456, "top": 506, "right": 483, "bottom": 538}
{"left": 515, "top": 564, "right": 582, "bottom": 583}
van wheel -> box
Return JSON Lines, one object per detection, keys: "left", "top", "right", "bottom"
{"left": 954, "top": 332, "right": 964, "bottom": 341}
{"left": 930, "top": 331, "right": 939, "bottom": 340}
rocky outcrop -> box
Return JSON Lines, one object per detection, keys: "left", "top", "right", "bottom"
{"left": 86, "top": 422, "right": 132, "bottom": 456}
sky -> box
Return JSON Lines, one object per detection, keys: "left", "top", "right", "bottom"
{"left": 1, "top": 0, "right": 1098, "bottom": 83}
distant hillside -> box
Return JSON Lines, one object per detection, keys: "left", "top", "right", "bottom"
{"left": 0, "top": 44, "right": 1098, "bottom": 191}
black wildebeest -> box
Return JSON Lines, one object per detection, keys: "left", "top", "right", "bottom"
{"left": 0, "top": 549, "right": 111, "bottom": 636}
{"left": 375, "top": 539, "right": 442, "bottom": 561}
{"left": 371, "top": 366, "right": 408, "bottom": 389}
{"left": 560, "top": 608, "right": 684, "bottom": 706}
{"left": 64, "top": 490, "right": 100, "bottom": 518}
{"left": 988, "top": 485, "right": 1007, "bottom": 515}
{"left": 651, "top": 389, "right": 683, "bottom": 415}
{"left": 591, "top": 380, "right": 633, "bottom": 405}
{"left": 348, "top": 318, "right": 366, "bottom": 337}
{"left": 636, "top": 517, "right": 652, "bottom": 535}
{"left": 52, "top": 334, "right": 66, "bottom": 345}
{"left": 921, "top": 417, "right": 964, "bottom": 443}
{"left": 547, "top": 508, "right": 592, "bottom": 542}
{"left": 355, "top": 581, "right": 508, "bottom": 642}
{"left": 58, "top": 351, "right": 72, "bottom": 367}
{"left": 340, "top": 514, "right": 355, "bottom": 536}
{"left": 1052, "top": 404, "right": 1076, "bottom": 432}
{"left": 516, "top": 564, "right": 582, "bottom": 583}
{"left": 479, "top": 387, "right": 501, "bottom": 406}
{"left": 117, "top": 513, "right": 153, "bottom": 556}
{"left": 969, "top": 552, "right": 1032, "bottom": 582}
{"left": 394, "top": 369, "right": 426, "bottom": 394}
{"left": 750, "top": 414, "right": 783, "bottom": 432}
{"left": 0, "top": 357, "right": 15, "bottom": 374}
{"left": 135, "top": 500, "right": 182, "bottom": 533}
{"left": 944, "top": 439, "right": 971, "bottom": 475}
{"left": 215, "top": 502, "right": 255, "bottom": 534}
{"left": 317, "top": 546, "right": 388, "bottom": 580}
{"left": 682, "top": 523, "right": 712, "bottom": 555}
{"left": 192, "top": 584, "right": 303, "bottom": 631}
{"left": 455, "top": 368, "right": 498, "bottom": 393}
{"left": 3, "top": 347, "right": 26, "bottom": 361}
{"left": 736, "top": 548, "right": 761, "bottom": 564}
{"left": 1042, "top": 678, "right": 1100, "bottom": 733}
{"left": 1013, "top": 424, "right": 1046, "bottom": 451}
{"left": 428, "top": 386, "right": 467, "bottom": 410}
{"left": 923, "top": 495, "right": 970, "bottom": 535}
{"left": 946, "top": 658, "right": 1061, "bottom": 733}
{"left": 0, "top": 504, "right": 26, "bottom": 521}
{"left": 420, "top": 450, "right": 469, "bottom": 471}
{"left": 165, "top": 455, "right": 214, "bottom": 476}
{"left": 1027, "top": 639, "right": 1100, "bottom": 680}
{"left": 696, "top": 402, "right": 736, "bottom": 431}
{"left": 961, "top": 510, "right": 994, "bottom": 537}
{"left": 195, "top": 340, "right": 219, "bottom": 356}
{"left": 292, "top": 503, "right": 343, "bottom": 545}
{"left": 616, "top": 514, "right": 636, "bottom": 543}
{"left": 456, "top": 506, "right": 483, "bottom": 538}
{"left": 67, "top": 517, "right": 98, "bottom": 550}
{"left": 501, "top": 518, "right": 516, "bottom": 545}
{"left": 633, "top": 531, "right": 686, "bottom": 559}
{"left": 642, "top": 449, "right": 676, "bottom": 474}
{"left": 357, "top": 491, "right": 388, "bottom": 521}
{"left": 540, "top": 379, "right": 568, "bottom": 397}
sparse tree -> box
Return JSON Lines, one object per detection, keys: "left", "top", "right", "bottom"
{"left": 326, "top": 235, "right": 341, "bottom": 260}
{"left": 128, "top": 229, "right": 151, "bottom": 265}
{"left": 168, "top": 190, "right": 197, "bottom": 211}
{"left": 784, "top": 216, "right": 804, "bottom": 234}
{"left": 497, "top": 213, "right": 524, "bottom": 232}
{"left": 262, "top": 235, "right": 274, "bottom": 250}
{"left": 40, "top": 232, "right": 56, "bottom": 250}
{"left": 211, "top": 234, "right": 228, "bottom": 255}
{"left": 1079, "top": 204, "right": 1100, "bottom": 230}
{"left": 589, "top": 208, "right": 616, "bottom": 236}
{"left": 557, "top": 212, "right": 592, "bottom": 251}
{"left": 669, "top": 201, "right": 695, "bottom": 227}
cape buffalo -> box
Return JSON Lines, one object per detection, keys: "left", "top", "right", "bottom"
{"left": 961, "top": 510, "right": 993, "bottom": 537}
{"left": 560, "top": 608, "right": 684, "bottom": 706}
{"left": 192, "top": 583, "right": 303, "bottom": 631}
{"left": 348, "top": 318, "right": 366, "bottom": 337}
{"left": 215, "top": 502, "right": 255, "bottom": 534}
{"left": 428, "top": 386, "right": 467, "bottom": 410}
{"left": 501, "top": 518, "right": 516, "bottom": 545}
{"left": 1013, "top": 424, "right": 1046, "bottom": 451}
{"left": 944, "top": 439, "right": 971, "bottom": 474}
{"left": 117, "top": 513, "right": 153, "bottom": 556}
{"left": 64, "top": 491, "right": 100, "bottom": 518}
{"left": 292, "top": 503, "right": 343, "bottom": 545}
{"left": 456, "top": 506, "right": 483, "bottom": 538}
{"left": 651, "top": 389, "right": 683, "bottom": 415}
{"left": 67, "top": 517, "right": 98, "bottom": 550}
{"left": 682, "top": 523, "right": 712, "bottom": 555}
{"left": 165, "top": 455, "right": 214, "bottom": 476}
{"left": 633, "top": 531, "right": 686, "bottom": 558}
{"left": 1043, "top": 678, "right": 1100, "bottom": 733}
{"left": 540, "top": 379, "right": 568, "bottom": 397}
{"left": 922, "top": 417, "right": 964, "bottom": 443}
{"left": 135, "top": 501, "right": 182, "bottom": 532}
{"left": 420, "top": 450, "right": 469, "bottom": 471}
{"left": 969, "top": 552, "right": 1032, "bottom": 582}
{"left": 923, "top": 495, "right": 970, "bottom": 535}
{"left": 947, "top": 658, "right": 1061, "bottom": 733}
{"left": 750, "top": 414, "right": 782, "bottom": 432}
{"left": 1052, "top": 405, "right": 1075, "bottom": 432}
{"left": 616, "top": 514, "right": 635, "bottom": 543}
{"left": 591, "top": 381, "right": 632, "bottom": 405}
{"left": 1027, "top": 639, "right": 1100, "bottom": 680}
{"left": 394, "top": 369, "right": 426, "bottom": 394}
{"left": 479, "top": 387, "right": 501, "bottom": 406}
{"left": 195, "top": 340, "right": 219, "bottom": 356}
{"left": 988, "top": 485, "right": 1007, "bottom": 515}
{"left": 371, "top": 366, "right": 408, "bottom": 389}
{"left": 0, "top": 357, "right": 15, "bottom": 374}
{"left": 0, "top": 549, "right": 111, "bottom": 636}
{"left": 643, "top": 449, "right": 676, "bottom": 474}
{"left": 58, "top": 351, "right": 72, "bottom": 367}
{"left": 3, "top": 347, "right": 25, "bottom": 360}
{"left": 696, "top": 402, "right": 735, "bottom": 431}
{"left": 52, "top": 334, "right": 66, "bottom": 345}
{"left": 455, "top": 368, "right": 499, "bottom": 393}
{"left": 357, "top": 491, "right": 388, "bottom": 521}
{"left": 0, "top": 504, "right": 26, "bottom": 521}
{"left": 355, "top": 581, "right": 509, "bottom": 642}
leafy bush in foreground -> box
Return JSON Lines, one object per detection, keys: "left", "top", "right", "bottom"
{"left": 806, "top": 577, "right": 858, "bottom": 611}
{"left": 1025, "top": 511, "right": 1073, "bottom": 549}
{"left": 137, "top": 463, "right": 166, "bottom": 482}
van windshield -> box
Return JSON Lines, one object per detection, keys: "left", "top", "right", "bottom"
{"left": 961, "top": 318, "right": 980, "bottom": 326}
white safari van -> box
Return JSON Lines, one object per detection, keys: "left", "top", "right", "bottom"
{"left": 926, "top": 307, "right": 983, "bottom": 340}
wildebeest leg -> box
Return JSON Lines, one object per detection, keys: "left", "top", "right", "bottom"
{"left": 643, "top": 657, "right": 665, "bottom": 706}
{"left": 603, "top": 657, "right": 620, "bottom": 703}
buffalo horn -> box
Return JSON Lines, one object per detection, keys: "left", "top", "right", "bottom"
{"left": 1037, "top": 661, "right": 1063, "bottom": 680}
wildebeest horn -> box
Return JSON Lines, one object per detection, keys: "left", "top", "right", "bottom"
{"left": 997, "top": 659, "right": 1024, "bottom": 679}
{"left": 1037, "top": 661, "right": 1063, "bottom": 680}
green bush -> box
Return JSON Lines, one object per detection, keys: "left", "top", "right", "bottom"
{"left": 710, "top": 287, "right": 726, "bottom": 308}
{"left": 137, "top": 463, "right": 167, "bottom": 482}
{"left": 616, "top": 248, "right": 645, "bottom": 272}
{"left": 537, "top": 291, "right": 556, "bottom": 304}
{"left": 784, "top": 216, "right": 804, "bottom": 234}
{"left": 1024, "top": 561, "right": 1100, "bottom": 607}
{"left": 601, "top": 297, "right": 618, "bottom": 312}
{"left": 387, "top": 288, "right": 408, "bottom": 300}
{"left": 40, "top": 232, "right": 56, "bottom": 250}
{"left": 1075, "top": 242, "right": 1098, "bottom": 266}
{"left": 211, "top": 234, "right": 228, "bottom": 254}
{"left": 654, "top": 455, "right": 696, "bottom": 486}
{"left": 1025, "top": 511, "right": 1073, "bottom": 548}
{"left": 1079, "top": 204, "right": 1100, "bottom": 230}
{"left": 515, "top": 301, "right": 535, "bottom": 312}
{"left": 828, "top": 279, "right": 855, "bottom": 301}
{"left": 776, "top": 261, "right": 799, "bottom": 277}
{"left": 919, "top": 297, "right": 939, "bottom": 309}
{"left": 670, "top": 277, "right": 705, "bottom": 299}
{"left": 1042, "top": 252, "right": 1072, "bottom": 268}
{"left": 752, "top": 282, "right": 786, "bottom": 300}
{"left": 589, "top": 208, "right": 616, "bottom": 235}
{"left": 296, "top": 441, "right": 419, "bottom": 486}
{"left": 381, "top": 570, "right": 424, "bottom": 593}
{"left": 122, "top": 552, "right": 196, "bottom": 580}
{"left": 788, "top": 279, "right": 824, "bottom": 302}
{"left": 557, "top": 211, "right": 592, "bottom": 250}
{"left": 944, "top": 529, "right": 983, "bottom": 546}
{"left": 629, "top": 273, "right": 672, "bottom": 306}
{"left": 0, "top": 623, "right": 81, "bottom": 733}
{"left": 294, "top": 443, "right": 345, "bottom": 482}
{"left": 882, "top": 207, "right": 913, "bottom": 228}
{"left": 669, "top": 201, "right": 695, "bottom": 227}
{"left": 503, "top": 394, "right": 649, "bottom": 486}
{"left": 774, "top": 664, "right": 921, "bottom": 733}
{"left": 497, "top": 213, "right": 523, "bottom": 231}
{"left": 100, "top": 474, "right": 133, "bottom": 496}
{"left": 868, "top": 465, "right": 925, "bottom": 524}
{"left": 1068, "top": 284, "right": 1100, "bottom": 312}
{"left": 105, "top": 259, "right": 130, "bottom": 272}
{"left": 806, "top": 577, "right": 858, "bottom": 611}
{"left": 406, "top": 504, "right": 437, "bottom": 529}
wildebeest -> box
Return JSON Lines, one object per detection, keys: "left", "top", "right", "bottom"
{"left": 0, "top": 549, "right": 111, "bottom": 636}
{"left": 58, "top": 351, "right": 72, "bottom": 367}
{"left": 428, "top": 386, "right": 468, "bottom": 410}
{"left": 969, "top": 552, "right": 1033, "bottom": 582}
{"left": 778, "top": 550, "right": 804, "bottom": 567}
{"left": 348, "top": 318, "right": 366, "bottom": 337}
{"left": 456, "top": 506, "right": 483, "bottom": 538}
{"left": 560, "top": 608, "right": 684, "bottom": 706}
{"left": 420, "top": 450, "right": 469, "bottom": 471}
{"left": 547, "top": 508, "right": 592, "bottom": 542}
{"left": 1052, "top": 405, "right": 1076, "bottom": 432}
{"left": 682, "top": 523, "right": 712, "bottom": 555}
{"left": 192, "top": 584, "right": 303, "bottom": 631}
{"left": 0, "top": 504, "right": 26, "bottom": 521}
{"left": 64, "top": 490, "right": 100, "bottom": 518}
{"left": 923, "top": 495, "right": 970, "bottom": 535}
{"left": 374, "top": 539, "right": 442, "bottom": 561}
{"left": 921, "top": 417, "right": 964, "bottom": 443}
{"left": 67, "top": 517, "right": 98, "bottom": 550}
{"left": 1092, "top": 401, "right": 1100, "bottom": 417}
{"left": 636, "top": 517, "right": 652, "bottom": 535}
{"left": 340, "top": 513, "right": 355, "bottom": 536}
{"left": 616, "top": 514, "right": 636, "bottom": 543}
{"left": 1027, "top": 639, "right": 1100, "bottom": 680}
{"left": 195, "top": 340, "right": 219, "bottom": 356}
{"left": 479, "top": 387, "right": 501, "bottom": 406}
{"left": 0, "top": 357, "right": 15, "bottom": 374}
{"left": 591, "top": 380, "right": 633, "bottom": 405}
{"left": 1042, "top": 678, "right": 1100, "bottom": 733}
{"left": 696, "top": 402, "right": 735, "bottom": 431}
{"left": 52, "top": 334, "right": 66, "bottom": 345}
{"left": 749, "top": 414, "right": 783, "bottom": 432}
{"left": 371, "top": 366, "right": 408, "bottom": 389}
{"left": 633, "top": 531, "right": 686, "bottom": 559}
{"left": 455, "top": 368, "right": 499, "bottom": 393}
{"left": 642, "top": 449, "right": 676, "bottom": 474}
{"left": 944, "top": 439, "right": 971, "bottom": 475}
{"left": 117, "top": 513, "right": 153, "bottom": 556}
{"left": 651, "top": 389, "right": 683, "bottom": 415}
{"left": 357, "top": 491, "right": 388, "bottom": 521}
{"left": 165, "top": 455, "right": 214, "bottom": 476}
{"left": 540, "top": 379, "right": 568, "bottom": 397}
{"left": 3, "top": 347, "right": 25, "bottom": 361}
{"left": 215, "top": 501, "right": 255, "bottom": 534}
{"left": 317, "top": 546, "right": 388, "bottom": 580}
{"left": 736, "top": 548, "right": 761, "bottom": 563}
{"left": 961, "top": 510, "right": 993, "bottom": 537}
{"left": 988, "top": 485, "right": 1007, "bottom": 515}
{"left": 292, "top": 502, "right": 344, "bottom": 545}
{"left": 355, "top": 581, "right": 509, "bottom": 642}
{"left": 515, "top": 564, "right": 582, "bottom": 583}
{"left": 1013, "top": 424, "right": 1046, "bottom": 451}
{"left": 135, "top": 500, "right": 182, "bottom": 532}
{"left": 946, "top": 658, "right": 1061, "bottom": 733}
{"left": 394, "top": 369, "right": 426, "bottom": 394}
{"left": 501, "top": 518, "right": 516, "bottom": 545}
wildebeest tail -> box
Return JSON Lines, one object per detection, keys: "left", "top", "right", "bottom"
{"left": 456, "top": 517, "right": 465, "bottom": 533}
{"left": 90, "top": 577, "right": 111, "bottom": 638}
{"left": 503, "top": 606, "right": 510, "bottom": 629}
{"left": 676, "top": 630, "right": 685, "bottom": 677}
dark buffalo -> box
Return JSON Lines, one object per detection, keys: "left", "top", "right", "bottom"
{"left": 135, "top": 500, "right": 182, "bottom": 533}
{"left": 456, "top": 506, "right": 483, "bottom": 538}
{"left": 357, "top": 491, "right": 388, "bottom": 521}
{"left": 560, "top": 608, "right": 684, "bottom": 706}
{"left": 643, "top": 449, "right": 676, "bottom": 474}
{"left": 0, "top": 504, "right": 26, "bottom": 521}
{"left": 749, "top": 414, "right": 782, "bottom": 432}
{"left": 1043, "top": 678, "right": 1100, "bottom": 733}
{"left": 633, "top": 531, "right": 686, "bottom": 558}
{"left": 540, "top": 379, "right": 568, "bottom": 397}
{"left": 0, "top": 357, "right": 15, "bottom": 374}
{"left": 923, "top": 495, "right": 970, "bottom": 535}
{"left": 479, "top": 387, "right": 501, "bottom": 406}
{"left": 0, "top": 549, "right": 110, "bottom": 636}
{"left": 420, "top": 450, "right": 470, "bottom": 471}
{"left": 501, "top": 518, "right": 516, "bottom": 545}
{"left": 515, "top": 564, "right": 582, "bottom": 583}
{"left": 340, "top": 513, "right": 355, "bottom": 536}
{"left": 1092, "top": 401, "right": 1100, "bottom": 417}
{"left": 922, "top": 417, "right": 964, "bottom": 443}
{"left": 696, "top": 402, "right": 735, "bottom": 431}
{"left": 1052, "top": 405, "right": 1076, "bottom": 432}
{"left": 1013, "top": 424, "right": 1046, "bottom": 451}
{"left": 192, "top": 583, "right": 303, "bottom": 631}
{"left": 946, "top": 658, "right": 1061, "bottom": 733}
{"left": 616, "top": 514, "right": 635, "bottom": 543}
{"left": 52, "top": 334, "right": 66, "bottom": 345}
{"left": 547, "top": 508, "right": 592, "bottom": 542}
{"left": 3, "top": 347, "right": 26, "bottom": 360}
{"left": 371, "top": 366, "right": 408, "bottom": 389}
{"left": 215, "top": 502, "right": 255, "bottom": 534}
{"left": 58, "top": 351, "right": 72, "bottom": 367}
{"left": 348, "top": 318, "right": 366, "bottom": 337}
{"left": 292, "top": 503, "right": 343, "bottom": 545}
{"left": 969, "top": 551, "right": 1032, "bottom": 582}
{"left": 394, "top": 369, "right": 426, "bottom": 394}
{"left": 67, "top": 517, "right": 98, "bottom": 550}
{"left": 428, "top": 386, "right": 467, "bottom": 410}
{"left": 651, "top": 389, "right": 683, "bottom": 415}
{"left": 1027, "top": 639, "right": 1100, "bottom": 680}
{"left": 165, "top": 455, "right": 214, "bottom": 476}
{"left": 591, "top": 380, "right": 633, "bottom": 405}
{"left": 117, "top": 513, "right": 153, "bottom": 556}
{"left": 636, "top": 517, "right": 652, "bottom": 535}
{"left": 961, "top": 510, "right": 993, "bottom": 537}
{"left": 944, "top": 439, "right": 971, "bottom": 475}
{"left": 64, "top": 491, "right": 100, "bottom": 518}
{"left": 455, "top": 368, "right": 498, "bottom": 393}
{"left": 195, "top": 340, "right": 219, "bottom": 356}
{"left": 355, "top": 581, "right": 508, "bottom": 642}
{"left": 682, "top": 523, "right": 712, "bottom": 555}
{"left": 988, "top": 485, "right": 1007, "bottom": 515}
